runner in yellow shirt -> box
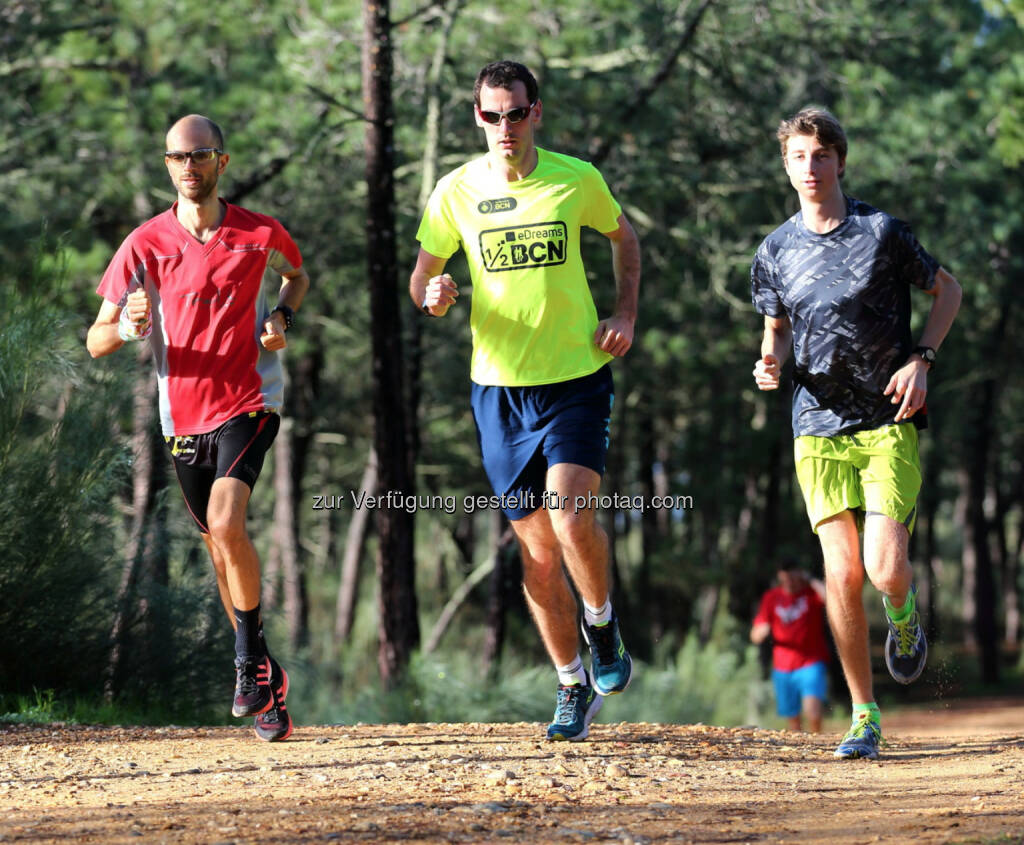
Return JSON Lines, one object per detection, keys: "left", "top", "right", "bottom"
{"left": 410, "top": 60, "right": 641, "bottom": 741}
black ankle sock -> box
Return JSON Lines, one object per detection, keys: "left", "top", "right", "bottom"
{"left": 234, "top": 605, "right": 264, "bottom": 661}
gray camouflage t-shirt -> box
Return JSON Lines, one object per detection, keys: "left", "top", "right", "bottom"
{"left": 751, "top": 196, "right": 940, "bottom": 437}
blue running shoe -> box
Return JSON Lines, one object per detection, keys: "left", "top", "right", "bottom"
{"left": 582, "top": 613, "right": 632, "bottom": 696}
{"left": 884, "top": 585, "right": 927, "bottom": 684}
{"left": 546, "top": 683, "right": 602, "bottom": 742}
{"left": 834, "top": 715, "right": 881, "bottom": 760}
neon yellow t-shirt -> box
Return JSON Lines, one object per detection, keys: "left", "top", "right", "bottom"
{"left": 416, "top": 148, "right": 622, "bottom": 386}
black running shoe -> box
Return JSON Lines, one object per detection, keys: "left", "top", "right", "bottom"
{"left": 884, "top": 585, "right": 928, "bottom": 684}
{"left": 232, "top": 655, "right": 273, "bottom": 717}
{"left": 254, "top": 658, "right": 292, "bottom": 742}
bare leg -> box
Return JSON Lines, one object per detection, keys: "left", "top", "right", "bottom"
{"left": 803, "top": 696, "right": 824, "bottom": 733}
{"left": 544, "top": 462, "right": 610, "bottom": 608}
{"left": 862, "top": 514, "right": 913, "bottom": 607}
{"left": 512, "top": 508, "right": 580, "bottom": 666}
{"left": 817, "top": 511, "right": 873, "bottom": 706}
{"left": 204, "top": 477, "right": 262, "bottom": 611}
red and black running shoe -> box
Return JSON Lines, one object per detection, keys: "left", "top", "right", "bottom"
{"left": 254, "top": 658, "right": 292, "bottom": 742}
{"left": 232, "top": 655, "right": 273, "bottom": 717}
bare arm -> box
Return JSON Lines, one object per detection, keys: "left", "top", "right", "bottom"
{"left": 883, "top": 266, "right": 963, "bottom": 421}
{"left": 86, "top": 290, "right": 151, "bottom": 358}
{"left": 409, "top": 248, "right": 458, "bottom": 317}
{"left": 260, "top": 266, "right": 311, "bottom": 351}
{"left": 750, "top": 622, "right": 771, "bottom": 645}
{"left": 594, "top": 213, "right": 641, "bottom": 357}
{"left": 753, "top": 314, "right": 793, "bottom": 390}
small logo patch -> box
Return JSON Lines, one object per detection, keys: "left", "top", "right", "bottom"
{"left": 477, "top": 197, "right": 517, "bottom": 214}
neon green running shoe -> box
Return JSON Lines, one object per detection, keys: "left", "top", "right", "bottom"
{"left": 834, "top": 715, "right": 881, "bottom": 760}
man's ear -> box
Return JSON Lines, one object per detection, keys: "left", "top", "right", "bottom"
{"left": 838, "top": 156, "right": 846, "bottom": 178}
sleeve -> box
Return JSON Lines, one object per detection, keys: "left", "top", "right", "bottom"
{"left": 580, "top": 162, "right": 623, "bottom": 234}
{"left": 753, "top": 591, "right": 773, "bottom": 627}
{"left": 889, "top": 220, "right": 940, "bottom": 292}
{"left": 415, "top": 179, "right": 462, "bottom": 259}
{"left": 267, "top": 218, "right": 303, "bottom": 274}
{"left": 96, "top": 233, "right": 146, "bottom": 307}
{"left": 751, "top": 243, "right": 785, "bottom": 317}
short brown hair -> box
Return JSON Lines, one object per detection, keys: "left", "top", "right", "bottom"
{"left": 473, "top": 61, "right": 539, "bottom": 107}
{"left": 777, "top": 108, "right": 847, "bottom": 161}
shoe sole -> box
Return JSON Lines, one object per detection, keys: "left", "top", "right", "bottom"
{"left": 546, "top": 693, "right": 603, "bottom": 742}
{"left": 834, "top": 747, "right": 878, "bottom": 760}
{"left": 592, "top": 660, "right": 633, "bottom": 697}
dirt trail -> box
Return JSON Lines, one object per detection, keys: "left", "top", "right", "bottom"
{"left": 1, "top": 699, "right": 1022, "bottom": 844}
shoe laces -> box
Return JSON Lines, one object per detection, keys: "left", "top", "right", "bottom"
{"left": 892, "top": 612, "right": 922, "bottom": 656}
{"left": 587, "top": 622, "right": 617, "bottom": 665}
{"left": 554, "top": 685, "right": 587, "bottom": 722}
{"left": 259, "top": 706, "right": 282, "bottom": 725}
{"left": 235, "top": 658, "right": 266, "bottom": 695}
{"left": 842, "top": 715, "right": 881, "bottom": 744}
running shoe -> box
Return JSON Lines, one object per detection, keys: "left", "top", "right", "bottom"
{"left": 834, "top": 715, "right": 881, "bottom": 760}
{"left": 581, "top": 613, "right": 632, "bottom": 695}
{"left": 254, "top": 657, "right": 292, "bottom": 742}
{"left": 546, "top": 683, "right": 602, "bottom": 742}
{"left": 884, "top": 585, "right": 927, "bottom": 684}
{"left": 232, "top": 655, "right": 273, "bottom": 717}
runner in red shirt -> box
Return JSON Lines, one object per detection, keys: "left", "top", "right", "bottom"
{"left": 751, "top": 567, "right": 829, "bottom": 732}
{"left": 87, "top": 115, "right": 309, "bottom": 742}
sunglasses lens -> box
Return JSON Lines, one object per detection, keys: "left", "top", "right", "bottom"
{"left": 507, "top": 108, "right": 529, "bottom": 123}
{"left": 481, "top": 111, "right": 501, "bottom": 125}
{"left": 191, "top": 150, "right": 216, "bottom": 163}
{"left": 165, "top": 152, "right": 187, "bottom": 164}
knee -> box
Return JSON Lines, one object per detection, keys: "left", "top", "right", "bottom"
{"left": 824, "top": 560, "right": 863, "bottom": 600}
{"left": 206, "top": 512, "right": 248, "bottom": 549}
{"left": 521, "top": 541, "right": 563, "bottom": 585}
{"left": 549, "top": 509, "right": 601, "bottom": 553}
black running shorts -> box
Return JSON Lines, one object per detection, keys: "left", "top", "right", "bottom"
{"left": 165, "top": 411, "right": 280, "bottom": 534}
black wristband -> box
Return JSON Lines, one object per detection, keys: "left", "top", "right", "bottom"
{"left": 271, "top": 305, "right": 294, "bottom": 331}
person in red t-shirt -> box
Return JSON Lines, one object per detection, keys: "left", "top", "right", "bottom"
{"left": 87, "top": 114, "right": 309, "bottom": 742}
{"left": 751, "top": 567, "right": 829, "bottom": 732}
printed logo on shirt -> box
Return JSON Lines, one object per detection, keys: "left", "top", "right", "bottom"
{"left": 477, "top": 197, "right": 517, "bottom": 214}
{"left": 479, "top": 221, "right": 568, "bottom": 272}
{"left": 775, "top": 596, "right": 809, "bottom": 624}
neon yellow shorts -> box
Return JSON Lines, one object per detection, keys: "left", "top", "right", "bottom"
{"left": 794, "top": 422, "right": 921, "bottom": 534}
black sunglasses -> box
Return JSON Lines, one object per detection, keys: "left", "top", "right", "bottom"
{"left": 164, "top": 148, "right": 223, "bottom": 164}
{"left": 478, "top": 103, "right": 536, "bottom": 125}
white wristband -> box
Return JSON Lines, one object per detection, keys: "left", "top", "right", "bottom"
{"left": 118, "top": 306, "right": 152, "bottom": 342}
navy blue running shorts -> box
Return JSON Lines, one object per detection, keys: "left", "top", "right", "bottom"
{"left": 165, "top": 410, "right": 280, "bottom": 534}
{"left": 470, "top": 365, "right": 614, "bottom": 521}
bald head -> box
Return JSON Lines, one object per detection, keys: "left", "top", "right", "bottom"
{"left": 166, "top": 114, "right": 224, "bottom": 152}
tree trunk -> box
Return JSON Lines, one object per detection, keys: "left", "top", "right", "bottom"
{"left": 104, "top": 362, "right": 166, "bottom": 700}
{"left": 335, "top": 448, "right": 378, "bottom": 642}
{"left": 272, "top": 417, "right": 308, "bottom": 650}
{"left": 961, "top": 376, "right": 1000, "bottom": 683}
{"left": 482, "top": 509, "right": 514, "bottom": 673}
{"left": 363, "top": 0, "right": 419, "bottom": 686}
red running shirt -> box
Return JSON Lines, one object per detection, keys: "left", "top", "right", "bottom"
{"left": 97, "top": 202, "right": 302, "bottom": 436}
{"left": 753, "top": 586, "right": 829, "bottom": 672}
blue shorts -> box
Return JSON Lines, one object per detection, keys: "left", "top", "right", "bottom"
{"left": 771, "top": 661, "right": 827, "bottom": 718}
{"left": 470, "top": 366, "right": 614, "bottom": 521}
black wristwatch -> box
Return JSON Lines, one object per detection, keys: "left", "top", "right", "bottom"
{"left": 271, "top": 305, "right": 294, "bottom": 331}
{"left": 912, "top": 345, "right": 936, "bottom": 367}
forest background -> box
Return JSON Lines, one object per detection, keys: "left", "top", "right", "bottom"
{"left": 2, "top": 0, "right": 1023, "bottom": 729}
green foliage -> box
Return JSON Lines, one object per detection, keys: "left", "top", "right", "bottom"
{"left": 0, "top": 280, "right": 126, "bottom": 694}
